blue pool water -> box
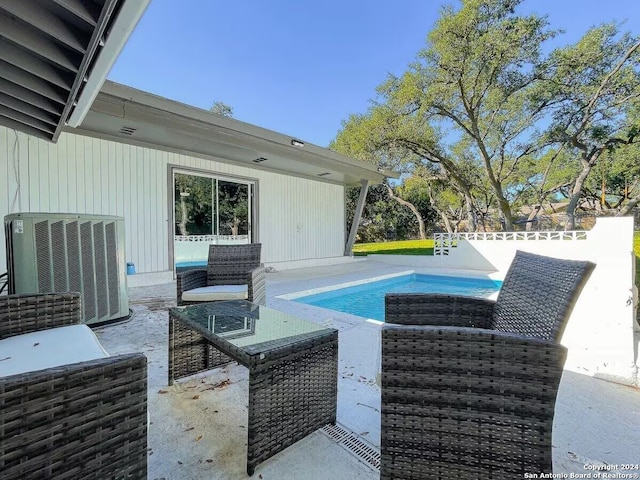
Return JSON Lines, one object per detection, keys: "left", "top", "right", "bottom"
{"left": 176, "top": 261, "right": 207, "bottom": 268}
{"left": 293, "top": 274, "right": 502, "bottom": 321}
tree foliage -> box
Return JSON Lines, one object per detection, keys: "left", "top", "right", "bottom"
{"left": 333, "top": 0, "right": 640, "bottom": 234}
{"left": 174, "top": 173, "right": 213, "bottom": 235}
{"left": 331, "top": 109, "right": 439, "bottom": 238}
{"left": 345, "top": 184, "right": 437, "bottom": 242}
{"left": 210, "top": 101, "right": 234, "bottom": 117}
{"left": 541, "top": 24, "right": 640, "bottom": 228}
{"left": 217, "top": 181, "right": 249, "bottom": 236}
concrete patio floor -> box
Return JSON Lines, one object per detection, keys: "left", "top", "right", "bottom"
{"left": 94, "top": 260, "right": 640, "bottom": 479}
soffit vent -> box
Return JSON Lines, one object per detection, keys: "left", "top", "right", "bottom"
{"left": 253, "top": 157, "right": 267, "bottom": 163}
{"left": 317, "top": 172, "right": 331, "bottom": 177}
{"left": 119, "top": 125, "right": 136, "bottom": 135}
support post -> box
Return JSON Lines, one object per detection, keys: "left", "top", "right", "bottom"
{"left": 344, "top": 179, "right": 370, "bottom": 256}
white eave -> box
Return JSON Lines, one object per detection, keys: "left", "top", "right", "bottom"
{"left": 71, "top": 80, "right": 399, "bottom": 186}
{"left": 0, "top": 0, "right": 150, "bottom": 142}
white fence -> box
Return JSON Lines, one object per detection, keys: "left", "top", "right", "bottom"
{"left": 434, "top": 231, "right": 588, "bottom": 256}
{"left": 174, "top": 235, "right": 249, "bottom": 264}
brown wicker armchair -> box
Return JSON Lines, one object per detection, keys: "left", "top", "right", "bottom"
{"left": 0, "top": 293, "right": 147, "bottom": 480}
{"left": 177, "top": 243, "right": 266, "bottom": 306}
{"left": 381, "top": 250, "right": 595, "bottom": 480}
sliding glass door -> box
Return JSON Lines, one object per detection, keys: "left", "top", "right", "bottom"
{"left": 173, "top": 170, "right": 254, "bottom": 270}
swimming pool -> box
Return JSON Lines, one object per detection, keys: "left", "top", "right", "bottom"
{"left": 292, "top": 273, "right": 502, "bottom": 321}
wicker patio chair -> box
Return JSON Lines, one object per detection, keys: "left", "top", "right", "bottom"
{"left": 381, "top": 250, "right": 596, "bottom": 480}
{"left": 0, "top": 293, "right": 147, "bottom": 480}
{"left": 177, "top": 243, "right": 266, "bottom": 306}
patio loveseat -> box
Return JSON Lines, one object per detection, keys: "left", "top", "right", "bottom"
{"left": 0, "top": 293, "right": 147, "bottom": 480}
{"left": 381, "top": 250, "right": 596, "bottom": 479}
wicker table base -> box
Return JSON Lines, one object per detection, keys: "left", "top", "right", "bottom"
{"left": 168, "top": 301, "right": 338, "bottom": 475}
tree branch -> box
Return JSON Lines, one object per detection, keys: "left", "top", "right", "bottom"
{"left": 577, "top": 39, "right": 640, "bottom": 135}
{"left": 622, "top": 201, "right": 639, "bottom": 214}
{"left": 384, "top": 184, "right": 427, "bottom": 239}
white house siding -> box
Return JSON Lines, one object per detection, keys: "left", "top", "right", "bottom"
{"left": 0, "top": 126, "right": 346, "bottom": 275}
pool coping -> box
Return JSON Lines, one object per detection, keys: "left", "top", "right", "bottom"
{"left": 276, "top": 270, "right": 415, "bottom": 300}
{"left": 276, "top": 268, "right": 502, "bottom": 301}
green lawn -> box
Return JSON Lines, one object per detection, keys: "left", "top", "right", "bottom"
{"left": 352, "top": 239, "right": 435, "bottom": 256}
{"left": 354, "top": 233, "right": 640, "bottom": 288}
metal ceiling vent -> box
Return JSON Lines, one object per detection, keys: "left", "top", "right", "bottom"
{"left": 253, "top": 157, "right": 267, "bottom": 163}
{"left": 0, "top": 0, "right": 125, "bottom": 142}
{"left": 317, "top": 172, "right": 331, "bottom": 177}
{"left": 119, "top": 125, "right": 137, "bottom": 135}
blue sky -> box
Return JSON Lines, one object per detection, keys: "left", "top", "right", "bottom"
{"left": 108, "top": 0, "right": 640, "bottom": 148}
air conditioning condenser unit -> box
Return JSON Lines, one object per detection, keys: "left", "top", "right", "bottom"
{"left": 4, "top": 213, "right": 129, "bottom": 325}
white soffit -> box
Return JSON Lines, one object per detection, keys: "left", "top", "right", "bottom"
{"left": 73, "top": 81, "right": 399, "bottom": 186}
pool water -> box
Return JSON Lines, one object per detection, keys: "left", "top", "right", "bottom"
{"left": 293, "top": 273, "right": 501, "bottom": 321}
{"left": 175, "top": 261, "right": 207, "bottom": 268}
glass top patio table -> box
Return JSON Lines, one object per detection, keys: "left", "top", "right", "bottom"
{"left": 169, "top": 300, "right": 335, "bottom": 365}
{"left": 167, "top": 300, "right": 339, "bottom": 475}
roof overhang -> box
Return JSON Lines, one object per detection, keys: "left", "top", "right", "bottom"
{"left": 71, "top": 81, "right": 399, "bottom": 186}
{"left": 0, "top": 0, "right": 149, "bottom": 142}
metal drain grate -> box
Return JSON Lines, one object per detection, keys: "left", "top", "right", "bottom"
{"left": 320, "top": 424, "right": 380, "bottom": 471}
{"left": 321, "top": 423, "right": 351, "bottom": 443}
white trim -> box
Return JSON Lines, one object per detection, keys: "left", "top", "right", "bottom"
{"left": 67, "top": 0, "right": 152, "bottom": 127}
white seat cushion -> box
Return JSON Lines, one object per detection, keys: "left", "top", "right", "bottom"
{"left": 0, "top": 324, "right": 110, "bottom": 378}
{"left": 182, "top": 284, "right": 248, "bottom": 302}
